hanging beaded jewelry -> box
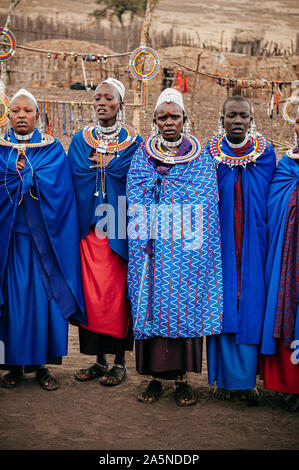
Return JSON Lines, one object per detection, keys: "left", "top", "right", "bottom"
{"left": 83, "top": 122, "right": 137, "bottom": 198}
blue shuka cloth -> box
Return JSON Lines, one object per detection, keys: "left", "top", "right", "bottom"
{"left": 0, "top": 128, "right": 86, "bottom": 364}
{"left": 261, "top": 153, "right": 299, "bottom": 355}
{"left": 127, "top": 142, "right": 223, "bottom": 340}
{"left": 67, "top": 125, "right": 143, "bottom": 260}
{"left": 206, "top": 136, "right": 276, "bottom": 344}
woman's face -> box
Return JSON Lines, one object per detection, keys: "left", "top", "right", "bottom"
{"left": 155, "top": 102, "right": 184, "bottom": 142}
{"left": 9, "top": 95, "right": 39, "bottom": 135}
{"left": 223, "top": 100, "right": 251, "bottom": 143}
{"left": 93, "top": 83, "right": 122, "bottom": 126}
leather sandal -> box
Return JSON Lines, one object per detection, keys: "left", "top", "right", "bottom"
{"left": 1, "top": 367, "right": 24, "bottom": 389}
{"left": 35, "top": 367, "right": 59, "bottom": 391}
{"left": 99, "top": 364, "right": 126, "bottom": 386}
{"left": 74, "top": 362, "right": 108, "bottom": 382}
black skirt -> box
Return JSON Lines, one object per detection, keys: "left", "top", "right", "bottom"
{"left": 135, "top": 336, "right": 203, "bottom": 380}
{"left": 78, "top": 325, "right": 134, "bottom": 356}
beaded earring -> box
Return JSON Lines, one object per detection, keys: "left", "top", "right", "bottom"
{"left": 92, "top": 108, "right": 97, "bottom": 123}
{"left": 294, "top": 130, "right": 299, "bottom": 149}
{"left": 117, "top": 104, "right": 126, "bottom": 123}
{"left": 183, "top": 118, "right": 191, "bottom": 134}
{"left": 249, "top": 118, "right": 257, "bottom": 139}
{"left": 151, "top": 121, "right": 158, "bottom": 136}
{"left": 216, "top": 116, "right": 225, "bottom": 136}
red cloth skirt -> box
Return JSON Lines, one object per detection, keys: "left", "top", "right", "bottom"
{"left": 79, "top": 228, "right": 130, "bottom": 339}
{"left": 260, "top": 341, "right": 299, "bottom": 394}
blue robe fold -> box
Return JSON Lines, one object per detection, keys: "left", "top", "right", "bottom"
{"left": 207, "top": 136, "right": 276, "bottom": 344}
{"left": 127, "top": 143, "right": 223, "bottom": 340}
{"left": 261, "top": 153, "right": 299, "bottom": 354}
{"left": 0, "top": 128, "right": 86, "bottom": 364}
{"left": 67, "top": 125, "right": 143, "bottom": 260}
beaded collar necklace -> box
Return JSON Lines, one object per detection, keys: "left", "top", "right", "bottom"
{"left": 209, "top": 133, "right": 266, "bottom": 167}
{"left": 13, "top": 131, "right": 34, "bottom": 141}
{"left": 83, "top": 123, "right": 137, "bottom": 199}
{"left": 1, "top": 132, "right": 55, "bottom": 206}
{"left": 145, "top": 132, "right": 202, "bottom": 165}
{"left": 83, "top": 123, "right": 137, "bottom": 154}
{"left": 96, "top": 121, "right": 120, "bottom": 134}
{"left": 159, "top": 135, "right": 183, "bottom": 149}
{"left": 226, "top": 133, "right": 250, "bottom": 149}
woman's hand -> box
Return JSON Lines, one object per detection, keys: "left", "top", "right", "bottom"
{"left": 88, "top": 150, "right": 114, "bottom": 169}
{"left": 16, "top": 156, "right": 26, "bottom": 171}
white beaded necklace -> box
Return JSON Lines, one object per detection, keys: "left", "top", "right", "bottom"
{"left": 14, "top": 131, "right": 34, "bottom": 141}
{"left": 159, "top": 134, "right": 183, "bottom": 149}
{"left": 226, "top": 133, "right": 250, "bottom": 149}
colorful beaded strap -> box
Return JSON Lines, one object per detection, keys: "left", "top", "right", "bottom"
{"left": 209, "top": 133, "right": 266, "bottom": 166}
{"left": 145, "top": 133, "right": 203, "bottom": 164}
{"left": 83, "top": 123, "right": 137, "bottom": 153}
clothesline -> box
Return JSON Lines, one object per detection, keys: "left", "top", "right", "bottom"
{"left": 16, "top": 44, "right": 132, "bottom": 60}
{"left": 174, "top": 61, "right": 294, "bottom": 88}
{"left": 36, "top": 99, "right": 141, "bottom": 107}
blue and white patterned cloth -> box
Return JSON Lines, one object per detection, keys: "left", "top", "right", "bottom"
{"left": 126, "top": 140, "right": 223, "bottom": 340}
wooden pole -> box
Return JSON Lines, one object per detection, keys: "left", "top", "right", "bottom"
{"left": 132, "top": 0, "right": 156, "bottom": 134}
{"left": 0, "top": 0, "right": 21, "bottom": 93}
{"left": 189, "top": 52, "right": 202, "bottom": 132}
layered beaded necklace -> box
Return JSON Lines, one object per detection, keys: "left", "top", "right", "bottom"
{"left": 145, "top": 132, "right": 202, "bottom": 165}
{"left": 1, "top": 131, "right": 55, "bottom": 205}
{"left": 83, "top": 122, "right": 137, "bottom": 198}
{"left": 209, "top": 133, "right": 266, "bottom": 167}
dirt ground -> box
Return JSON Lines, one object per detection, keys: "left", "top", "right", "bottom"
{"left": 0, "top": 325, "right": 298, "bottom": 453}
{"left": 0, "top": 0, "right": 298, "bottom": 456}
{"left": 0, "top": 89, "right": 298, "bottom": 454}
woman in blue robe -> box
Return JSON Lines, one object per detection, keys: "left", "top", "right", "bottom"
{"left": 260, "top": 115, "right": 299, "bottom": 411}
{"left": 68, "top": 78, "right": 143, "bottom": 386}
{"left": 127, "top": 88, "right": 223, "bottom": 406}
{"left": 206, "top": 95, "right": 276, "bottom": 404}
{"left": 0, "top": 89, "right": 86, "bottom": 390}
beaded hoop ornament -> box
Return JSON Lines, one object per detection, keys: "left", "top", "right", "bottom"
{"left": 0, "top": 92, "right": 10, "bottom": 126}
{"left": 209, "top": 133, "right": 266, "bottom": 167}
{"left": 83, "top": 123, "right": 137, "bottom": 153}
{"left": 282, "top": 96, "right": 299, "bottom": 124}
{"left": 0, "top": 28, "right": 16, "bottom": 61}
{"left": 286, "top": 149, "right": 299, "bottom": 160}
{"left": 145, "top": 133, "right": 203, "bottom": 165}
{"left": 128, "top": 46, "right": 160, "bottom": 81}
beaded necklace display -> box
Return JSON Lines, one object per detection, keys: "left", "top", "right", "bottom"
{"left": 1, "top": 132, "right": 55, "bottom": 205}
{"left": 83, "top": 122, "right": 137, "bottom": 198}
{"left": 145, "top": 132, "right": 202, "bottom": 165}
{"left": 209, "top": 133, "right": 266, "bottom": 167}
